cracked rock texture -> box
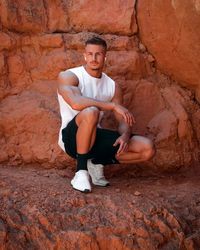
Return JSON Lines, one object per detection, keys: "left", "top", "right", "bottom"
{"left": 0, "top": 2, "right": 200, "bottom": 168}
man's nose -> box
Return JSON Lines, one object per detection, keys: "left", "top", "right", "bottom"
{"left": 92, "top": 54, "right": 96, "bottom": 61}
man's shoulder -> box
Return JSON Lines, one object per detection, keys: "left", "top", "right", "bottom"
{"left": 59, "top": 66, "right": 83, "bottom": 79}
{"left": 102, "top": 72, "right": 115, "bottom": 83}
{"left": 58, "top": 67, "right": 81, "bottom": 85}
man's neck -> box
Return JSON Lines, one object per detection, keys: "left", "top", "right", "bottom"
{"left": 84, "top": 65, "right": 102, "bottom": 78}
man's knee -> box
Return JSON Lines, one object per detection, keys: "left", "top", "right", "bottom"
{"left": 82, "top": 106, "right": 100, "bottom": 124}
{"left": 143, "top": 146, "right": 155, "bottom": 161}
{"left": 131, "top": 136, "right": 155, "bottom": 161}
{"left": 142, "top": 139, "right": 155, "bottom": 161}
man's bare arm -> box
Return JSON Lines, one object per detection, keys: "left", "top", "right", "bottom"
{"left": 58, "top": 70, "right": 115, "bottom": 111}
{"left": 112, "top": 83, "right": 135, "bottom": 135}
{"left": 111, "top": 83, "right": 135, "bottom": 154}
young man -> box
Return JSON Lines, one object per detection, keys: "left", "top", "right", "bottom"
{"left": 57, "top": 36, "right": 155, "bottom": 193}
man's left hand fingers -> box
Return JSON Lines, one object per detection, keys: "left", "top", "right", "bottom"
{"left": 117, "top": 142, "right": 128, "bottom": 155}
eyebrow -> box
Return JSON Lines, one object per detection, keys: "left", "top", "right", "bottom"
{"left": 86, "top": 52, "right": 103, "bottom": 54}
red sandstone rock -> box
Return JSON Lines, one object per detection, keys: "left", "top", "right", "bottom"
{"left": 192, "top": 110, "right": 200, "bottom": 143}
{"left": 44, "top": 0, "right": 70, "bottom": 32}
{"left": 38, "top": 34, "right": 63, "bottom": 48}
{"left": 147, "top": 84, "right": 199, "bottom": 169}
{"left": 0, "top": 54, "right": 5, "bottom": 76}
{"left": 128, "top": 79, "right": 165, "bottom": 134}
{"left": 68, "top": 0, "right": 137, "bottom": 35}
{"left": 63, "top": 32, "right": 137, "bottom": 51}
{"left": 0, "top": 0, "right": 47, "bottom": 33}
{"left": 161, "top": 87, "right": 192, "bottom": 139}
{"left": 148, "top": 110, "right": 177, "bottom": 143}
{"left": 137, "top": 0, "right": 200, "bottom": 102}
{"left": 7, "top": 54, "right": 32, "bottom": 95}
{"left": 0, "top": 91, "right": 69, "bottom": 168}
{"left": 31, "top": 50, "right": 70, "bottom": 80}
{"left": 0, "top": 0, "right": 137, "bottom": 35}
{"left": 54, "top": 0, "right": 137, "bottom": 35}
{"left": 105, "top": 51, "right": 148, "bottom": 80}
{"left": 0, "top": 32, "right": 14, "bottom": 51}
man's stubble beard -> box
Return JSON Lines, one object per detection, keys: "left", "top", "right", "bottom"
{"left": 89, "top": 64, "right": 103, "bottom": 71}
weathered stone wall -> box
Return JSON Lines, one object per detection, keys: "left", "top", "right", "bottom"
{"left": 0, "top": 0, "right": 200, "bottom": 169}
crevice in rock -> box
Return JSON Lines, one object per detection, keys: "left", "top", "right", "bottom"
{"left": 42, "top": 0, "right": 49, "bottom": 32}
{"left": 134, "top": 0, "right": 139, "bottom": 37}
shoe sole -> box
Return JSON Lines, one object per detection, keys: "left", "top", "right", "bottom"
{"left": 74, "top": 188, "right": 91, "bottom": 193}
{"left": 71, "top": 184, "right": 91, "bottom": 193}
{"left": 90, "top": 176, "right": 110, "bottom": 187}
{"left": 92, "top": 182, "right": 110, "bottom": 187}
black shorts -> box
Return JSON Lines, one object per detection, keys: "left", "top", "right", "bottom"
{"left": 62, "top": 116, "right": 121, "bottom": 163}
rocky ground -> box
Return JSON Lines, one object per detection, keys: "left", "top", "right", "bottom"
{"left": 0, "top": 164, "right": 200, "bottom": 250}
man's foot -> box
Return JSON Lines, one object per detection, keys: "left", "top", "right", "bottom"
{"left": 71, "top": 170, "right": 91, "bottom": 193}
{"left": 87, "top": 159, "right": 110, "bottom": 187}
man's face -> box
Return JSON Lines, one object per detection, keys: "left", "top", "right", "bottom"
{"left": 84, "top": 44, "right": 106, "bottom": 70}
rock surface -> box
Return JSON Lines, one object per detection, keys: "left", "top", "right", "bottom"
{"left": 137, "top": 0, "right": 200, "bottom": 102}
{"left": 0, "top": 165, "right": 200, "bottom": 249}
{"left": 0, "top": 0, "right": 137, "bottom": 35}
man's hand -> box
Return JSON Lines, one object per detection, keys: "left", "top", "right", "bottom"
{"left": 113, "top": 104, "right": 135, "bottom": 126}
{"left": 113, "top": 134, "right": 130, "bottom": 155}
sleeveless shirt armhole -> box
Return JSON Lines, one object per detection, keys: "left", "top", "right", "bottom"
{"left": 68, "top": 68, "right": 81, "bottom": 88}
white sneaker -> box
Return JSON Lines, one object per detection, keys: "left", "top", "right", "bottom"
{"left": 87, "top": 159, "right": 110, "bottom": 187}
{"left": 71, "top": 170, "right": 91, "bottom": 193}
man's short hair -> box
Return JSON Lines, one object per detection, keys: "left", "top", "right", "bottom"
{"left": 85, "top": 36, "right": 107, "bottom": 51}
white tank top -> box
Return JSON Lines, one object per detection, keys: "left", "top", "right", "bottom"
{"left": 57, "top": 66, "right": 115, "bottom": 151}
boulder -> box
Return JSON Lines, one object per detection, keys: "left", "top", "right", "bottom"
{"left": 137, "top": 0, "right": 200, "bottom": 102}
{"left": 68, "top": 0, "right": 137, "bottom": 35}
{"left": 0, "top": 90, "right": 69, "bottom": 168}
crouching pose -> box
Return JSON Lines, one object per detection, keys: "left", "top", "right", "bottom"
{"left": 57, "top": 36, "right": 155, "bottom": 193}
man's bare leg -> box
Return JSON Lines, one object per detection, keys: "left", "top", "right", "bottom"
{"left": 116, "top": 135, "right": 155, "bottom": 164}
{"left": 75, "top": 106, "right": 110, "bottom": 187}
{"left": 71, "top": 107, "right": 100, "bottom": 192}
{"left": 75, "top": 106, "right": 99, "bottom": 154}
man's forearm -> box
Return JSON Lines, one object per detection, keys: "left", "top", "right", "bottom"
{"left": 118, "top": 122, "right": 132, "bottom": 138}
{"left": 71, "top": 95, "right": 115, "bottom": 112}
{"left": 58, "top": 84, "right": 116, "bottom": 112}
